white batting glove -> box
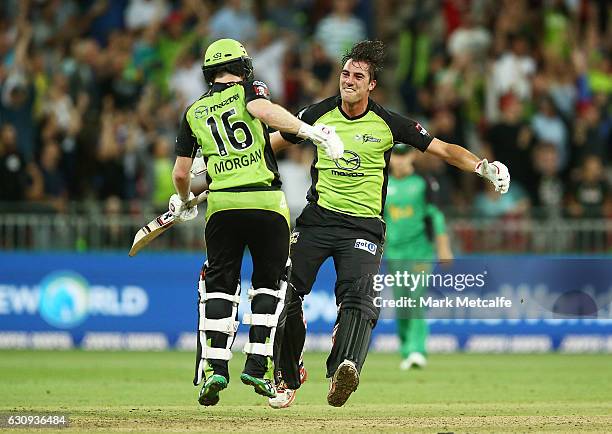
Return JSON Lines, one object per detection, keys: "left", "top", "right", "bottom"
{"left": 169, "top": 192, "right": 198, "bottom": 222}
{"left": 297, "top": 123, "right": 344, "bottom": 160}
{"left": 475, "top": 159, "right": 510, "bottom": 194}
{"left": 190, "top": 155, "right": 207, "bottom": 178}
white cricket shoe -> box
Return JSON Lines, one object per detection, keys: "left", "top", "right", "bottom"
{"left": 268, "top": 381, "right": 297, "bottom": 409}
{"left": 400, "top": 352, "right": 427, "bottom": 370}
{"left": 268, "top": 360, "right": 307, "bottom": 409}
{"left": 327, "top": 359, "right": 359, "bottom": 407}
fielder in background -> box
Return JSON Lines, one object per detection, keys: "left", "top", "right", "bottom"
{"left": 269, "top": 39, "right": 510, "bottom": 408}
{"left": 384, "top": 143, "right": 453, "bottom": 371}
{"left": 170, "top": 38, "right": 343, "bottom": 407}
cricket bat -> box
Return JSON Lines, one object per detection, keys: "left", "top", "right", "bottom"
{"left": 128, "top": 190, "right": 209, "bottom": 257}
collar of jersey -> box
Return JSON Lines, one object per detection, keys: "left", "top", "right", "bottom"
{"left": 336, "top": 96, "right": 372, "bottom": 121}
{"left": 211, "top": 81, "right": 241, "bottom": 92}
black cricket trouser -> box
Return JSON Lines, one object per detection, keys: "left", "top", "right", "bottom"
{"left": 275, "top": 203, "right": 385, "bottom": 388}
{"left": 197, "top": 208, "right": 289, "bottom": 382}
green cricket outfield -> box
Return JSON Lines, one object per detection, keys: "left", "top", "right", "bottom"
{"left": 0, "top": 351, "right": 610, "bottom": 432}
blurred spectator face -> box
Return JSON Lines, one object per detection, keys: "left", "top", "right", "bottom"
{"left": 0, "top": 125, "right": 17, "bottom": 152}
{"left": 166, "top": 12, "right": 184, "bottom": 38}
{"left": 73, "top": 39, "right": 99, "bottom": 66}
{"left": 583, "top": 104, "right": 600, "bottom": 126}
{"left": 582, "top": 155, "right": 603, "bottom": 183}
{"left": 9, "top": 86, "right": 28, "bottom": 107}
{"left": 82, "top": 40, "right": 101, "bottom": 67}
{"left": 111, "top": 51, "right": 130, "bottom": 75}
{"left": 511, "top": 35, "right": 529, "bottom": 55}
{"left": 40, "top": 142, "right": 61, "bottom": 170}
{"left": 333, "top": 0, "right": 355, "bottom": 15}
{"left": 104, "top": 196, "right": 122, "bottom": 216}
{"left": 339, "top": 60, "right": 376, "bottom": 104}
{"left": 432, "top": 109, "right": 456, "bottom": 134}
{"left": 31, "top": 52, "right": 46, "bottom": 74}
{"left": 538, "top": 98, "right": 555, "bottom": 117}
{"left": 312, "top": 42, "right": 328, "bottom": 61}
{"left": 389, "top": 151, "right": 415, "bottom": 178}
{"left": 229, "top": 0, "right": 242, "bottom": 10}
{"left": 42, "top": 0, "right": 60, "bottom": 21}
{"left": 531, "top": 72, "right": 549, "bottom": 97}
{"left": 51, "top": 73, "right": 69, "bottom": 96}
{"left": 500, "top": 93, "right": 523, "bottom": 123}
{"left": 534, "top": 143, "right": 559, "bottom": 177}
{"left": 434, "top": 81, "right": 459, "bottom": 107}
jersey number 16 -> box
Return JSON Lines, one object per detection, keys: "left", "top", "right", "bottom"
{"left": 206, "top": 108, "right": 254, "bottom": 156}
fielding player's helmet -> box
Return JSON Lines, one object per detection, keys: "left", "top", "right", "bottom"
{"left": 202, "top": 38, "right": 253, "bottom": 85}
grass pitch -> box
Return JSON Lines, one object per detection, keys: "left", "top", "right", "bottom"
{"left": 0, "top": 350, "right": 610, "bottom": 432}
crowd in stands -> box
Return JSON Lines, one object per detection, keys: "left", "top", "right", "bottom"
{"left": 0, "top": 0, "right": 610, "bottom": 222}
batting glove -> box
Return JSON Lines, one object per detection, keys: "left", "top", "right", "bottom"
{"left": 297, "top": 123, "right": 344, "bottom": 160}
{"left": 475, "top": 159, "right": 510, "bottom": 194}
{"left": 169, "top": 192, "right": 198, "bottom": 222}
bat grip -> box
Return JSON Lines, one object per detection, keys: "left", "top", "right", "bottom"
{"left": 185, "top": 190, "right": 209, "bottom": 208}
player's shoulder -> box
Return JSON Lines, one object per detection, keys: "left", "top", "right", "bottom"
{"left": 242, "top": 78, "right": 270, "bottom": 97}
{"left": 368, "top": 98, "right": 407, "bottom": 124}
{"left": 298, "top": 95, "right": 339, "bottom": 122}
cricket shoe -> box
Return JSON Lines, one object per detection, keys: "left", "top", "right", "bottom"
{"left": 327, "top": 359, "right": 359, "bottom": 407}
{"left": 198, "top": 374, "right": 227, "bottom": 406}
{"left": 268, "top": 380, "right": 297, "bottom": 409}
{"left": 268, "top": 359, "right": 308, "bottom": 409}
{"left": 240, "top": 373, "right": 276, "bottom": 398}
{"left": 400, "top": 352, "right": 427, "bottom": 371}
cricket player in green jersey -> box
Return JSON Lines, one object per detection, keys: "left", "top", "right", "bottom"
{"left": 384, "top": 143, "right": 453, "bottom": 371}
{"left": 170, "top": 38, "right": 344, "bottom": 407}
{"left": 268, "top": 40, "right": 510, "bottom": 408}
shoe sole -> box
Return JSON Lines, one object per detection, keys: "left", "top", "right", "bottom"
{"left": 240, "top": 374, "right": 276, "bottom": 398}
{"left": 269, "top": 389, "right": 296, "bottom": 409}
{"left": 198, "top": 379, "right": 226, "bottom": 406}
{"left": 327, "top": 362, "right": 359, "bottom": 407}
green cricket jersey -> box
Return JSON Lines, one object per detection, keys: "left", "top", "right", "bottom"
{"left": 384, "top": 174, "right": 447, "bottom": 260}
{"left": 281, "top": 96, "right": 433, "bottom": 218}
{"left": 175, "top": 80, "right": 289, "bottom": 224}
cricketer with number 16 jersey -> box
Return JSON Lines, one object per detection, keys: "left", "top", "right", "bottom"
{"left": 176, "top": 79, "right": 290, "bottom": 225}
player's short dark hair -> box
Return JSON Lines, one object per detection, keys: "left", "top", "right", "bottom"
{"left": 203, "top": 59, "right": 253, "bottom": 84}
{"left": 341, "top": 40, "right": 385, "bottom": 81}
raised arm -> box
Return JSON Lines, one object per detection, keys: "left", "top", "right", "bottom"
{"left": 425, "top": 138, "right": 510, "bottom": 194}
{"left": 425, "top": 138, "right": 480, "bottom": 172}
{"left": 246, "top": 98, "right": 303, "bottom": 136}
{"left": 246, "top": 98, "right": 343, "bottom": 159}
{"left": 384, "top": 110, "right": 511, "bottom": 194}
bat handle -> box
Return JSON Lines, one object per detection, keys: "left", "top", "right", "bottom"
{"left": 186, "top": 190, "right": 209, "bottom": 208}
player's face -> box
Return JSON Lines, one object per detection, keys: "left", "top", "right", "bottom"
{"left": 390, "top": 152, "right": 415, "bottom": 177}
{"left": 340, "top": 59, "right": 376, "bottom": 104}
